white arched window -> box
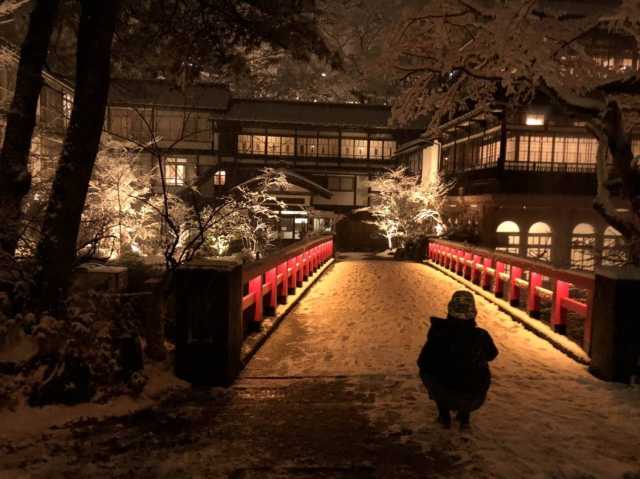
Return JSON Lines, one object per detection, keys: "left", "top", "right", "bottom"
{"left": 527, "top": 222, "right": 552, "bottom": 262}
{"left": 571, "top": 223, "right": 596, "bottom": 270}
{"left": 496, "top": 221, "right": 520, "bottom": 255}
{"left": 602, "top": 226, "right": 627, "bottom": 266}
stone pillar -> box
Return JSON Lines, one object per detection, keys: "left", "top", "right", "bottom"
{"left": 589, "top": 267, "right": 640, "bottom": 383}
{"left": 175, "top": 261, "right": 243, "bottom": 387}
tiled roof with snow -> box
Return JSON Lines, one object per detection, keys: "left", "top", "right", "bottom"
{"left": 108, "top": 79, "right": 232, "bottom": 111}
{"left": 225, "top": 98, "right": 395, "bottom": 130}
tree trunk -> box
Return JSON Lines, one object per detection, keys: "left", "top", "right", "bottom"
{"left": 590, "top": 103, "right": 640, "bottom": 266}
{"left": 34, "top": 0, "right": 120, "bottom": 312}
{"left": 0, "top": 0, "right": 60, "bottom": 256}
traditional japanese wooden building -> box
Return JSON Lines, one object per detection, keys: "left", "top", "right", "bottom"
{"left": 105, "top": 79, "right": 423, "bottom": 242}
{"left": 397, "top": 2, "right": 637, "bottom": 271}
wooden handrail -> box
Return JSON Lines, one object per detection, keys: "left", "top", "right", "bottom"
{"left": 242, "top": 235, "right": 334, "bottom": 282}
{"left": 428, "top": 239, "right": 594, "bottom": 354}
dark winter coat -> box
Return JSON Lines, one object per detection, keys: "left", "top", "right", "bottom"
{"left": 417, "top": 316, "right": 498, "bottom": 411}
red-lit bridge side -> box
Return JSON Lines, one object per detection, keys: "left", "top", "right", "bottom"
{"left": 242, "top": 237, "right": 334, "bottom": 324}
{"left": 428, "top": 239, "right": 594, "bottom": 354}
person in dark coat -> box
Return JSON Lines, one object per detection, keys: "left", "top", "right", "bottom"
{"left": 417, "top": 290, "right": 498, "bottom": 429}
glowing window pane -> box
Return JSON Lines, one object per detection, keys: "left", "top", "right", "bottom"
{"left": 526, "top": 114, "right": 545, "bottom": 126}
{"left": 213, "top": 170, "right": 226, "bottom": 186}
{"left": 165, "top": 157, "right": 187, "bottom": 186}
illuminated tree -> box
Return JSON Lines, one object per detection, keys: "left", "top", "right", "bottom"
{"left": 78, "top": 138, "right": 153, "bottom": 261}
{"left": 32, "top": 0, "right": 331, "bottom": 312}
{"left": 367, "top": 167, "right": 451, "bottom": 249}
{"left": 386, "top": 0, "right": 640, "bottom": 264}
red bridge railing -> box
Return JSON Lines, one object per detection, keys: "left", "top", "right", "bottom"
{"left": 241, "top": 236, "right": 334, "bottom": 325}
{"left": 428, "top": 239, "right": 594, "bottom": 354}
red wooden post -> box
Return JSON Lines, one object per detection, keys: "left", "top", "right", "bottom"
{"left": 471, "top": 254, "right": 482, "bottom": 284}
{"left": 311, "top": 247, "right": 318, "bottom": 271}
{"left": 509, "top": 266, "right": 522, "bottom": 306}
{"left": 551, "top": 280, "right": 570, "bottom": 334}
{"left": 264, "top": 267, "right": 277, "bottom": 313}
{"left": 527, "top": 272, "right": 543, "bottom": 318}
{"left": 461, "top": 252, "right": 468, "bottom": 278}
{"left": 302, "top": 252, "right": 309, "bottom": 280}
{"left": 297, "top": 254, "right": 304, "bottom": 285}
{"left": 461, "top": 252, "right": 470, "bottom": 279}
{"left": 494, "top": 261, "right": 505, "bottom": 297}
{"left": 288, "top": 257, "right": 297, "bottom": 293}
{"left": 248, "top": 275, "right": 263, "bottom": 323}
{"left": 277, "top": 261, "right": 288, "bottom": 303}
{"left": 481, "top": 258, "right": 492, "bottom": 290}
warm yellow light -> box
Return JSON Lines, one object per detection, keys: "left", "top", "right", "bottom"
{"left": 526, "top": 114, "right": 545, "bottom": 126}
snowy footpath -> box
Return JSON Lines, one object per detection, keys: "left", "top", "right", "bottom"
{"left": 1, "top": 257, "right": 639, "bottom": 478}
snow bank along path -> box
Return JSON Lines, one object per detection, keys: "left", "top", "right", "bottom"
{"left": 243, "top": 257, "right": 640, "bottom": 479}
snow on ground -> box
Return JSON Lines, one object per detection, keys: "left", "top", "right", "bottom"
{"left": 244, "top": 257, "right": 640, "bottom": 479}
{"left": 0, "top": 360, "right": 189, "bottom": 443}
{"left": 1, "top": 257, "right": 638, "bottom": 478}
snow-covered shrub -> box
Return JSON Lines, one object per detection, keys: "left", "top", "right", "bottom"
{"left": 0, "top": 292, "right": 148, "bottom": 408}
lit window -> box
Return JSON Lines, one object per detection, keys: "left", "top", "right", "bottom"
{"left": 383, "top": 141, "right": 396, "bottom": 159}
{"left": 238, "top": 134, "right": 252, "bottom": 154}
{"left": 252, "top": 135, "right": 266, "bottom": 155}
{"left": 496, "top": 221, "right": 520, "bottom": 255}
{"left": 527, "top": 222, "right": 552, "bottom": 262}
{"left": 317, "top": 137, "right": 339, "bottom": 157}
{"left": 213, "top": 170, "right": 226, "bottom": 186}
{"left": 369, "top": 140, "right": 383, "bottom": 159}
{"left": 164, "top": 157, "right": 187, "bottom": 186}
{"left": 355, "top": 139, "right": 367, "bottom": 159}
{"left": 297, "top": 136, "right": 318, "bottom": 157}
{"left": 526, "top": 114, "right": 545, "bottom": 126}
{"left": 570, "top": 223, "right": 596, "bottom": 271}
{"left": 602, "top": 227, "right": 627, "bottom": 266}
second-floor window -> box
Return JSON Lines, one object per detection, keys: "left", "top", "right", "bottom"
{"left": 267, "top": 136, "right": 294, "bottom": 155}
{"left": 298, "top": 137, "right": 317, "bottom": 156}
{"left": 237, "top": 133, "right": 395, "bottom": 160}
{"left": 506, "top": 133, "right": 598, "bottom": 172}
{"left": 164, "top": 157, "right": 187, "bottom": 186}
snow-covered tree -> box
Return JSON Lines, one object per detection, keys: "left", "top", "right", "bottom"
{"left": 79, "top": 138, "right": 153, "bottom": 261}
{"left": 141, "top": 168, "right": 289, "bottom": 272}
{"left": 386, "top": 0, "right": 640, "bottom": 264}
{"left": 367, "top": 167, "right": 451, "bottom": 249}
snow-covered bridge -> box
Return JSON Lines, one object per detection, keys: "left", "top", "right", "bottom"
{"left": 238, "top": 255, "right": 640, "bottom": 478}
{"left": 1, "top": 255, "right": 639, "bottom": 478}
